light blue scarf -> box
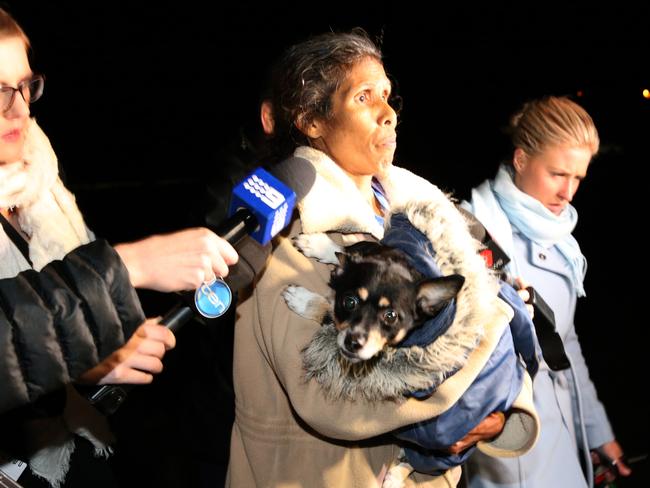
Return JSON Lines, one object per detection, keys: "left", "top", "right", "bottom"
{"left": 466, "top": 164, "right": 587, "bottom": 297}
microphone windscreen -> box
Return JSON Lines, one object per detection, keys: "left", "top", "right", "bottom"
{"left": 268, "top": 156, "right": 317, "bottom": 203}
{"left": 228, "top": 167, "right": 295, "bottom": 245}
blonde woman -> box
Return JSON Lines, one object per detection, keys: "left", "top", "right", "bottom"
{"left": 463, "top": 96, "right": 630, "bottom": 487}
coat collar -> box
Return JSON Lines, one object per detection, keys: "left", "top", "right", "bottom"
{"left": 295, "top": 146, "right": 384, "bottom": 238}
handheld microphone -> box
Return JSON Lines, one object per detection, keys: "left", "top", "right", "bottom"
{"left": 192, "top": 161, "right": 314, "bottom": 319}
{"left": 212, "top": 157, "right": 317, "bottom": 296}
{"left": 191, "top": 167, "right": 296, "bottom": 319}
{"left": 86, "top": 157, "right": 317, "bottom": 415}
{"left": 214, "top": 167, "right": 296, "bottom": 246}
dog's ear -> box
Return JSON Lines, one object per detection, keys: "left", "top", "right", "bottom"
{"left": 331, "top": 251, "right": 348, "bottom": 277}
{"left": 416, "top": 274, "right": 465, "bottom": 316}
{"left": 335, "top": 251, "right": 348, "bottom": 267}
{"left": 345, "top": 240, "right": 383, "bottom": 257}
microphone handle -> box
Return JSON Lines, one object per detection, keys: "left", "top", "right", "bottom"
{"left": 213, "top": 208, "right": 258, "bottom": 245}
{"left": 85, "top": 304, "right": 195, "bottom": 416}
{"left": 160, "top": 304, "right": 194, "bottom": 333}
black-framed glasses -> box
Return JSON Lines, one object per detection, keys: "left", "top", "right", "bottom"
{"left": 1, "top": 74, "right": 45, "bottom": 114}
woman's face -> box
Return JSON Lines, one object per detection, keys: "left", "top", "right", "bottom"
{"left": 0, "top": 36, "right": 32, "bottom": 164}
{"left": 307, "top": 57, "right": 397, "bottom": 177}
{"left": 513, "top": 145, "right": 592, "bottom": 215}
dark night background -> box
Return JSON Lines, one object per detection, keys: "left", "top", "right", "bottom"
{"left": 4, "top": 1, "right": 649, "bottom": 487}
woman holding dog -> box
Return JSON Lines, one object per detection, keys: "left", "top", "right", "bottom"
{"left": 228, "top": 30, "right": 540, "bottom": 487}
{"left": 462, "top": 96, "right": 630, "bottom": 487}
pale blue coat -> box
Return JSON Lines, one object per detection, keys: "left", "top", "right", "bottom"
{"left": 462, "top": 200, "right": 614, "bottom": 487}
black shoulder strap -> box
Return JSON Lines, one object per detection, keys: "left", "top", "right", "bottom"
{"left": 0, "top": 212, "right": 33, "bottom": 267}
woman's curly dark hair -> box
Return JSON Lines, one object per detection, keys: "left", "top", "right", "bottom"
{"left": 268, "top": 29, "right": 385, "bottom": 161}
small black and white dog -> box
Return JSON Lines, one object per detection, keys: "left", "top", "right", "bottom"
{"left": 283, "top": 232, "right": 464, "bottom": 364}
{"left": 282, "top": 233, "right": 464, "bottom": 487}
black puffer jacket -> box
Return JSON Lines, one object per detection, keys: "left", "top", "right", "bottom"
{"left": 0, "top": 239, "right": 145, "bottom": 414}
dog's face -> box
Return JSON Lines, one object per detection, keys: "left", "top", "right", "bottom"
{"left": 329, "top": 242, "right": 464, "bottom": 363}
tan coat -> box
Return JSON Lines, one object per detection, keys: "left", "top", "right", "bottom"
{"left": 227, "top": 147, "right": 539, "bottom": 488}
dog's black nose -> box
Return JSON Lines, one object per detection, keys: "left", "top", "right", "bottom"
{"left": 345, "top": 332, "right": 365, "bottom": 351}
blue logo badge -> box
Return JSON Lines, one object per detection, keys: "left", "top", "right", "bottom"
{"left": 194, "top": 278, "right": 232, "bottom": 318}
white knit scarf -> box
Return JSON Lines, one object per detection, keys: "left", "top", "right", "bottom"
{"left": 1, "top": 118, "right": 91, "bottom": 271}
{"left": 0, "top": 119, "right": 111, "bottom": 488}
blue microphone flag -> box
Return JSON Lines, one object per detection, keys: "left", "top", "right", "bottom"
{"left": 228, "top": 167, "right": 296, "bottom": 245}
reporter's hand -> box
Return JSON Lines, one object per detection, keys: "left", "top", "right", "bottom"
{"left": 446, "top": 411, "right": 506, "bottom": 455}
{"left": 78, "top": 318, "right": 176, "bottom": 385}
{"left": 115, "top": 228, "right": 238, "bottom": 292}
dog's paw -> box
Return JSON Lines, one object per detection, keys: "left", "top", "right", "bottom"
{"left": 282, "top": 285, "right": 331, "bottom": 322}
{"left": 381, "top": 462, "right": 413, "bottom": 488}
{"left": 381, "top": 472, "right": 406, "bottom": 488}
{"left": 292, "top": 233, "right": 341, "bottom": 265}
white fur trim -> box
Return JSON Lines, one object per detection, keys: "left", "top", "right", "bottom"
{"left": 295, "top": 146, "right": 384, "bottom": 238}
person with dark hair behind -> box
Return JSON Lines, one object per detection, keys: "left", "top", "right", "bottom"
{"left": 227, "top": 29, "right": 540, "bottom": 487}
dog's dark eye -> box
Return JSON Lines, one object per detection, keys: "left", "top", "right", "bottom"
{"left": 342, "top": 295, "right": 358, "bottom": 310}
{"left": 383, "top": 309, "right": 398, "bottom": 324}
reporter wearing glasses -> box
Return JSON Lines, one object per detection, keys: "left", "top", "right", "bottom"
{"left": 0, "top": 8, "right": 238, "bottom": 488}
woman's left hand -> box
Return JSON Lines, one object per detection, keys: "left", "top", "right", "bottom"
{"left": 593, "top": 440, "right": 632, "bottom": 479}
{"left": 77, "top": 318, "right": 176, "bottom": 385}
{"left": 446, "top": 411, "right": 506, "bottom": 454}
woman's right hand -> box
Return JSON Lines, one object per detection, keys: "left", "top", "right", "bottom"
{"left": 77, "top": 318, "right": 176, "bottom": 385}
{"left": 115, "top": 228, "right": 238, "bottom": 292}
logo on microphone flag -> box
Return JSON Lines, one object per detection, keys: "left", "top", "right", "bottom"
{"left": 229, "top": 168, "right": 296, "bottom": 245}
{"left": 194, "top": 278, "right": 232, "bottom": 318}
